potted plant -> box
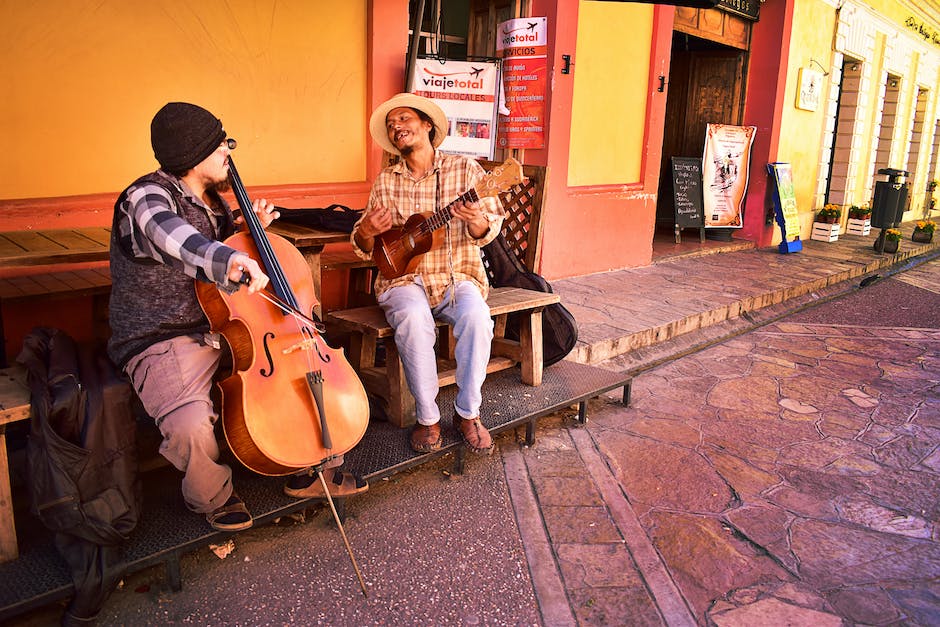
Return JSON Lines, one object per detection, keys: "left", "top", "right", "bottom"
{"left": 912, "top": 219, "right": 936, "bottom": 243}
{"left": 811, "top": 204, "right": 841, "bottom": 242}
{"left": 847, "top": 204, "right": 872, "bottom": 236}
{"left": 928, "top": 180, "right": 938, "bottom": 192}
{"left": 815, "top": 204, "right": 841, "bottom": 224}
{"left": 880, "top": 228, "right": 902, "bottom": 253}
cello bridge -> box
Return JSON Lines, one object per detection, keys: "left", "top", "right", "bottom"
{"left": 283, "top": 338, "right": 318, "bottom": 355}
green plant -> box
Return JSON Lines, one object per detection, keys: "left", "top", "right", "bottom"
{"left": 816, "top": 204, "right": 841, "bottom": 223}
{"left": 915, "top": 219, "right": 936, "bottom": 234}
{"left": 848, "top": 204, "right": 871, "bottom": 219}
{"left": 928, "top": 180, "right": 938, "bottom": 192}
{"left": 885, "top": 228, "right": 902, "bottom": 242}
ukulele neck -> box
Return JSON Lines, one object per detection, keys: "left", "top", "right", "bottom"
{"left": 426, "top": 188, "right": 481, "bottom": 232}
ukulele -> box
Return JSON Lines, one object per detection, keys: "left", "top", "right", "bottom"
{"left": 372, "top": 157, "right": 524, "bottom": 280}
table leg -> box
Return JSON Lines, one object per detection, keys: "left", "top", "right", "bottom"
{"left": 301, "top": 247, "right": 325, "bottom": 320}
{"left": 0, "top": 425, "right": 18, "bottom": 562}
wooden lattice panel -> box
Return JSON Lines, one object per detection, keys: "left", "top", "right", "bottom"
{"left": 479, "top": 160, "right": 547, "bottom": 273}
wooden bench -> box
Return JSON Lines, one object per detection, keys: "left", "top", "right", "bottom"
{"left": 327, "top": 286, "right": 560, "bottom": 427}
{"left": 0, "top": 268, "right": 112, "bottom": 367}
{"left": 324, "top": 161, "right": 554, "bottom": 427}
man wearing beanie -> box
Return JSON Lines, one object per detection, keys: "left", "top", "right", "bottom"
{"left": 351, "top": 93, "right": 504, "bottom": 455}
{"left": 108, "top": 102, "right": 277, "bottom": 531}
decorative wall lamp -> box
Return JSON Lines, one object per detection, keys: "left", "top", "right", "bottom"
{"left": 809, "top": 58, "right": 829, "bottom": 76}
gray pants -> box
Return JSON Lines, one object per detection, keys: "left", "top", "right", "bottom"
{"left": 125, "top": 334, "right": 231, "bottom": 514}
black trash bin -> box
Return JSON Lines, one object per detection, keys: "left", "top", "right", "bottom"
{"left": 870, "top": 168, "right": 909, "bottom": 229}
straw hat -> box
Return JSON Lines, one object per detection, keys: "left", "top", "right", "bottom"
{"left": 369, "top": 92, "right": 448, "bottom": 155}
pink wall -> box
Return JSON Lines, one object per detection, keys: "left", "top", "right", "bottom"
{"left": 739, "top": 0, "right": 795, "bottom": 246}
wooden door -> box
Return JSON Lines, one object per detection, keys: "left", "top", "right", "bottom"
{"left": 657, "top": 49, "right": 745, "bottom": 222}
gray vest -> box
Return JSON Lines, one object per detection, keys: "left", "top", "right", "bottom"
{"left": 107, "top": 171, "right": 235, "bottom": 368}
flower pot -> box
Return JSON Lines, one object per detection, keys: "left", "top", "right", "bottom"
{"left": 811, "top": 222, "right": 839, "bottom": 243}
{"left": 883, "top": 239, "right": 899, "bottom": 253}
{"left": 912, "top": 229, "right": 934, "bottom": 243}
{"left": 847, "top": 218, "right": 871, "bottom": 236}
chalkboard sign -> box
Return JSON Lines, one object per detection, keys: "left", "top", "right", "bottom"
{"left": 670, "top": 157, "right": 705, "bottom": 242}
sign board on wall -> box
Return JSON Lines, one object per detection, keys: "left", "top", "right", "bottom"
{"left": 496, "top": 17, "right": 548, "bottom": 150}
{"left": 702, "top": 123, "right": 756, "bottom": 228}
{"left": 408, "top": 58, "right": 500, "bottom": 159}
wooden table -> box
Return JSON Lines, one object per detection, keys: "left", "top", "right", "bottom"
{"left": 0, "top": 227, "right": 111, "bottom": 267}
{"left": 267, "top": 222, "right": 351, "bottom": 317}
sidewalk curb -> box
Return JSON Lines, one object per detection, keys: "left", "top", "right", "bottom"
{"left": 502, "top": 443, "right": 577, "bottom": 627}
{"left": 570, "top": 427, "right": 697, "bottom": 627}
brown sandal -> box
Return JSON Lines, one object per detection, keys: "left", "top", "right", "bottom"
{"left": 454, "top": 414, "right": 493, "bottom": 455}
{"left": 284, "top": 469, "right": 369, "bottom": 499}
{"left": 411, "top": 422, "right": 442, "bottom": 453}
{"left": 206, "top": 493, "right": 253, "bottom": 532}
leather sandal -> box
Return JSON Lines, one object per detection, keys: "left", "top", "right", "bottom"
{"left": 284, "top": 468, "right": 368, "bottom": 499}
{"left": 410, "top": 422, "right": 442, "bottom": 453}
{"left": 206, "top": 493, "right": 253, "bottom": 532}
{"left": 454, "top": 414, "right": 493, "bottom": 455}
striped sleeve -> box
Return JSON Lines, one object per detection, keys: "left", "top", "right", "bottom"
{"left": 123, "top": 183, "right": 238, "bottom": 286}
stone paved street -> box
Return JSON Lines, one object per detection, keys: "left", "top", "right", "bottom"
{"left": 514, "top": 255, "right": 940, "bottom": 625}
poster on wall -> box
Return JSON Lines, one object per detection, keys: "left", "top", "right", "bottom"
{"left": 408, "top": 58, "right": 500, "bottom": 159}
{"left": 766, "top": 162, "right": 803, "bottom": 254}
{"left": 496, "top": 16, "right": 548, "bottom": 149}
{"left": 702, "top": 124, "right": 757, "bottom": 228}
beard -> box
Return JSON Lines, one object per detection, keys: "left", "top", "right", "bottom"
{"left": 207, "top": 177, "right": 231, "bottom": 194}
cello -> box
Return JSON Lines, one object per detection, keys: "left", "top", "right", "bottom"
{"left": 195, "top": 149, "right": 369, "bottom": 592}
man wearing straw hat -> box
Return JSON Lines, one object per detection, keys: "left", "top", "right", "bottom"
{"left": 352, "top": 93, "right": 504, "bottom": 455}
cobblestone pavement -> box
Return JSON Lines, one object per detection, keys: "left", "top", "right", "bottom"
{"left": 511, "top": 256, "right": 940, "bottom": 625}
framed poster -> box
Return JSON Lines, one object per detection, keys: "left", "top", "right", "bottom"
{"left": 702, "top": 124, "right": 756, "bottom": 228}
{"left": 409, "top": 58, "right": 500, "bottom": 159}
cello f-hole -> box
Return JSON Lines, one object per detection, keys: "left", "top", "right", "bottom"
{"left": 260, "top": 331, "right": 276, "bottom": 377}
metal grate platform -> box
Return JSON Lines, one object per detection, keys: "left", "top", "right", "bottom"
{"left": 0, "top": 360, "right": 630, "bottom": 621}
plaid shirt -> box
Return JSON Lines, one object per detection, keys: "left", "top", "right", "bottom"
{"left": 116, "top": 171, "right": 241, "bottom": 292}
{"left": 353, "top": 152, "right": 504, "bottom": 307}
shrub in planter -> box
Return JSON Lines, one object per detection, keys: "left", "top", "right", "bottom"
{"left": 848, "top": 204, "right": 871, "bottom": 220}
{"left": 816, "top": 204, "right": 841, "bottom": 224}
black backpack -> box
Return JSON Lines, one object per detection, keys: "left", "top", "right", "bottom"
{"left": 481, "top": 234, "right": 578, "bottom": 367}
{"left": 18, "top": 328, "right": 141, "bottom": 623}
{"left": 276, "top": 204, "right": 363, "bottom": 233}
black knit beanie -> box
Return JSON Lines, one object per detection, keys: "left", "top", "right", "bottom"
{"left": 150, "top": 102, "right": 226, "bottom": 172}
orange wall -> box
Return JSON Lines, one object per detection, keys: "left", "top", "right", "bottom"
{"left": 1, "top": 1, "right": 368, "bottom": 201}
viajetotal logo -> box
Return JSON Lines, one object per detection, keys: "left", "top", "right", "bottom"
{"left": 501, "top": 21, "right": 540, "bottom": 46}
{"left": 420, "top": 67, "right": 485, "bottom": 90}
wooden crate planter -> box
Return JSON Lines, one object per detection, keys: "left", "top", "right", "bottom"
{"left": 811, "top": 221, "right": 840, "bottom": 242}
{"left": 846, "top": 218, "right": 871, "bottom": 236}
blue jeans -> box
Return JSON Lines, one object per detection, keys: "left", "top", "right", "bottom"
{"left": 378, "top": 280, "right": 494, "bottom": 425}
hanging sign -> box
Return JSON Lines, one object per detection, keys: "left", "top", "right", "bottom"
{"left": 496, "top": 17, "right": 548, "bottom": 150}
{"left": 702, "top": 123, "right": 756, "bottom": 228}
{"left": 409, "top": 58, "right": 500, "bottom": 159}
{"left": 766, "top": 162, "right": 803, "bottom": 254}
